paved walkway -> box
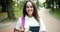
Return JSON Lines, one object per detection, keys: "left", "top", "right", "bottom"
{"left": 38, "top": 7, "right": 60, "bottom": 32}
{"left": 0, "top": 20, "right": 16, "bottom": 32}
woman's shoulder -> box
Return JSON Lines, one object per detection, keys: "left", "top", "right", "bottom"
{"left": 39, "top": 18, "right": 44, "bottom": 23}
{"left": 39, "top": 18, "right": 43, "bottom": 21}
{"left": 17, "top": 17, "right": 22, "bottom": 23}
{"left": 18, "top": 17, "right": 22, "bottom": 20}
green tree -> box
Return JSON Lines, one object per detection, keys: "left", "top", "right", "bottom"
{"left": 46, "top": 0, "right": 51, "bottom": 8}
{"left": 6, "top": 0, "right": 15, "bottom": 19}
{"left": 36, "top": 0, "right": 39, "bottom": 9}
{"left": 1, "top": 0, "right": 15, "bottom": 19}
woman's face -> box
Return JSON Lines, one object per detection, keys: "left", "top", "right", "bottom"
{"left": 26, "top": 2, "right": 34, "bottom": 16}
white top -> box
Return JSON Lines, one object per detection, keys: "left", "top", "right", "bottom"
{"left": 15, "top": 15, "right": 46, "bottom": 32}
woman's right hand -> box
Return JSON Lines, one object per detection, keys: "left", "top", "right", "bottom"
{"left": 20, "top": 26, "right": 25, "bottom": 32}
{"left": 27, "top": 30, "right": 32, "bottom": 32}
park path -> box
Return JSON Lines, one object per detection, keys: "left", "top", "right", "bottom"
{"left": 38, "top": 7, "right": 60, "bottom": 32}
{"left": 0, "top": 20, "right": 16, "bottom": 32}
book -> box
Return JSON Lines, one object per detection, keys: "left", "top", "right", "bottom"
{"left": 30, "top": 26, "right": 40, "bottom": 32}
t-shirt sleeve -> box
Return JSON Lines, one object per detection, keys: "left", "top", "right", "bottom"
{"left": 39, "top": 19, "right": 46, "bottom": 32}
{"left": 15, "top": 17, "right": 21, "bottom": 30}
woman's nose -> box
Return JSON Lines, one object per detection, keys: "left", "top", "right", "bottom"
{"left": 28, "top": 7, "right": 31, "bottom": 10}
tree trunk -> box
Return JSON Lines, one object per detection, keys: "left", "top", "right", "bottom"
{"left": 0, "top": 0, "right": 2, "bottom": 6}
{"left": 6, "top": 0, "right": 15, "bottom": 19}
{"left": 51, "top": 0, "right": 54, "bottom": 12}
{"left": 2, "top": 0, "right": 7, "bottom": 12}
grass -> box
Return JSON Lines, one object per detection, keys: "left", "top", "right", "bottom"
{"left": 50, "top": 9, "right": 60, "bottom": 20}
{"left": 53, "top": 12, "right": 60, "bottom": 19}
{"left": 0, "top": 12, "right": 7, "bottom": 19}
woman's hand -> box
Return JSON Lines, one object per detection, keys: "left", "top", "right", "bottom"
{"left": 14, "top": 28, "right": 19, "bottom": 32}
{"left": 20, "top": 26, "right": 25, "bottom": 31}
{"left": 42, "top": 31, "right": 46, "bottom": 32}
{"left": 27, "top": 30, "right": 32, "bottom": 32}
{"left": 14, "top": 31, "right": 19, "bottom": 32}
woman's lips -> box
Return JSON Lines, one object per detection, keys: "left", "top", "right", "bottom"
{"left": 28, "top": 10, "right": 33, "bottom": 14}
{"left": 28, "top": 10, "right": 32, "bottom": 13}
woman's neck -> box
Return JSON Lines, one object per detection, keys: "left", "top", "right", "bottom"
{"left": 28, "top": 14, "right": 33, "bottom": 18}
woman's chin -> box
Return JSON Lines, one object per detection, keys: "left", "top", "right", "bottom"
{"left": 28, "top": 12, "right": 32, "bottom": 15}
{"left": 28, "top": 14, "right": 32, "bottom": 15}
{"left": 28, "top": 13, "right": 32, "bottom": 16}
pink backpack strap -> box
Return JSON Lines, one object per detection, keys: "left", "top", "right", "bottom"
{"left": 21, "top": 16, "right": 25, "bottom": 28}
{"left": 14, "top": 17, "right": 25, "bottom": 32}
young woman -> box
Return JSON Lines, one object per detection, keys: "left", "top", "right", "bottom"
{"left": 14, "top": 0, "right": 46, "bottom": 32}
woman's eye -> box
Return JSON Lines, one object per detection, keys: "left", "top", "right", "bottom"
{"left": 26, "top": 6, "right": 33, "bottom": 8}
{"left": 26, "top": 6, "right": 29, "bottom": 8}
{"left": 30, "top": 6, "right": 33, "bottom": 8}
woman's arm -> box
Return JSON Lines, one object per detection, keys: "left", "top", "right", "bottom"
{"left": 41, "top": 31, "right": 46, "bottom": 32}
{"left": 14, "top": 17, "right": 21, "bottom": 32}
{"left": 40, "top": 19, "right": 46, "bottom": 32}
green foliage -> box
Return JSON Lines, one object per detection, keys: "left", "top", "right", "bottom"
{"left": 13, "top": 1, "right": 25, "bottom": 17}
{"left": 50, "top": 9, "right": 60, "bottom": 20}
{"left": 46, "top": 0, "right": 52, "bottom": 8}
{"left": 13, "top": 5, "right": 23, "bottom": 18}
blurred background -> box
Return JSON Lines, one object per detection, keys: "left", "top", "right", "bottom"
{"left": 0, "top": 0, "right": 60, "bottom": 32}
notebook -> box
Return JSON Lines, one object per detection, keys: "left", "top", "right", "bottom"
{"left": 30, "top": 26, "right": 40, "bottom": 32}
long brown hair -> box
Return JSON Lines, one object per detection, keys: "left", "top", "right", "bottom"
{"left": 23, "top": 0, "right": 40, "bottom": 22}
